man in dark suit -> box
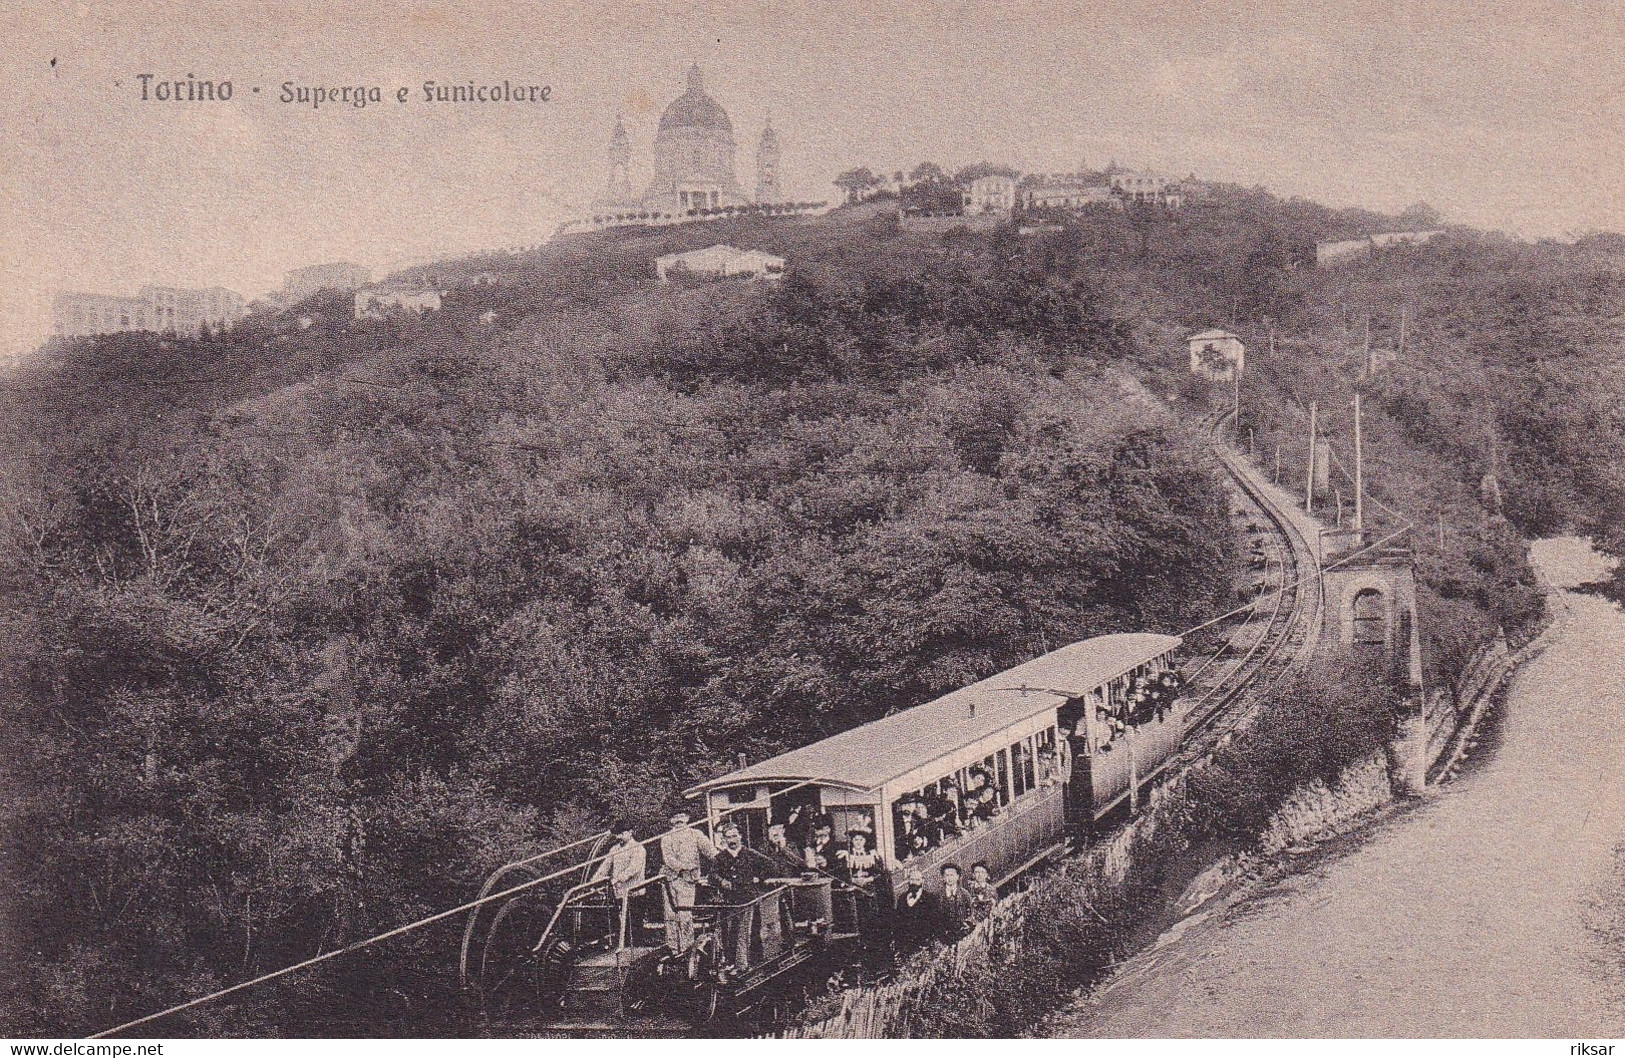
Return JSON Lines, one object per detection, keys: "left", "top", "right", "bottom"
{"left": 710, "top": 822, "right": 756, "bottom": 973}
{"left": 937, "top": 863, "right": 974, "bottom": 939}
{"left": 746, "top": 822, "right": 798, "bottom": 961}
{"left": 891, "top": 865, "right": 938, "bottom": 955}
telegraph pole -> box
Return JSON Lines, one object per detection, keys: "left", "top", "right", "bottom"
{"left": 1398, "top": 306, "right": 1409, "bottom": 358}
{"left": 1274, "top": 441, "right": 1282, "bottom": 484}
{"left": 1233, "top": 359, "right": 1242, "bottom": 427}
{"left": 1353, "top": 392, "right": 1365, "bottom": 533}
{"left": 1304, "top": 401, "right": 1318, "bottom": 512}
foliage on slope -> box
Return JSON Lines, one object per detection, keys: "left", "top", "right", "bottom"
{"left": 0, "top": 217, "right": 1239, "bottom": 1035}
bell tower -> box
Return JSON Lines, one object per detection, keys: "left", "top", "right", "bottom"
{"left": 605, "top": 114, "right": 633, "bottom": 204}
{"left": 754, "top": 117, "right": 781, "bottom": 204}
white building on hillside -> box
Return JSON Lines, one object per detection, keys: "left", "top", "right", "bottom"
{"left": 1111, "top": 170, "right": 1183, "bottom": 208}
{"left": 1188, "top": 328, "right": 1245, "bottom": 380}
{"left": 656, "top": 244, "right": 786, "bottom": 282}
{"left": 1316, "top": 230, "right": 1446, "bottom": 268}
{"left": 1023, "top": 178, "right": 1114, "bottom": 210}
{"left": 964, "top": 174, "right": 1017, "bottom": 215}
{"left": 53, "top": 285, "right": 246, "bottom": 338}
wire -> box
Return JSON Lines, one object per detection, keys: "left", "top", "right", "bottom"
{"left": 89, "top": 844, "right": 616, "bottom": 1038}
{"left": 90, "top": 775, "right": 837, "bottom": 1038}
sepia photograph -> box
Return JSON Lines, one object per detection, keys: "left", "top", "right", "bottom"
{"left": 1, "top": 0, "right": 1623, "bottom": 1046}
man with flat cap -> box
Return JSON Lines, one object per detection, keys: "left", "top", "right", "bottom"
{"left": 590, "top": 820, "right": 647, "bottom": 901}
{"left": 659, "top": 808, "right": 717, "bottom": 956}
{"left": 590, "top": 820, "right": 648, "bottom": 941}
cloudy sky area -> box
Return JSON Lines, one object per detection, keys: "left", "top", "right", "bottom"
{"left": 2, "top": 0, "right": 1622, "bottom": 358}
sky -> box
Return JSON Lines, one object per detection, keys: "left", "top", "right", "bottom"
{"left": 2, "top": 0, "right": 1623, "bottom": 359}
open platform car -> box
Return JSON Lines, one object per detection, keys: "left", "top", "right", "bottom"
{"left": 461, "top": 632, "right": 1185, "bottom": 1024}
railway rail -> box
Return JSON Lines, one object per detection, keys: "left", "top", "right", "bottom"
{"left": 1178, "top": 410, "right": 1323, "bottom": 750}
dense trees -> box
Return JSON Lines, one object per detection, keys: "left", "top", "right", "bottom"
{"left": 832, "top": 167, "right": 882, "bottom": 204}
{"left": 0, "top": 215, "right": 1239, "bottom": 1035}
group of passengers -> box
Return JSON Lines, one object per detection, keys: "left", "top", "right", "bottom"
{"left": 589, "top": 807, "right": 994, "bottom": 974}
{"left": 891, "top": 861, "right": 998, "bottom": 950}
{"left": 890, "top": 730, "right": 1076, "bottom": 864}
{"left": 891, "top": 768, "right": 998, "bottom": 862}
{"left": 590, "top": 809, "right": 898, "bottom": 972}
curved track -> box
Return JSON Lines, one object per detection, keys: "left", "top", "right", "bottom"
{"left": 1178, "top": 411, "right": 1323, "bottom": 752}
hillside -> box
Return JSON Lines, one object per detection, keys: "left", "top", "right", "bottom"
{"left": 4, "top": 188, "right": 1620, "bottom": 1034}
{"left": 0, "top": 204, "right": 1241, "bottom": 1035}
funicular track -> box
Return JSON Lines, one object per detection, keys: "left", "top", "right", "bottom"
{"left": 1176, "top": 411, "right": 1323, "bottom": 753}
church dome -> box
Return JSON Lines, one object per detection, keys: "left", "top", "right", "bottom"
{"left": 657, "top": 64, "right": 733, "bottom": 135}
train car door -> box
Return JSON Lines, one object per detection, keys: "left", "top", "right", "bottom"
{"left": 771, "top": 785, "right": 822, "bottom": 847}
{"left": 1057, "top": 700, "right": 1092, "bottom": 831}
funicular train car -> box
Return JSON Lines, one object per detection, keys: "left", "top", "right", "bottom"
{"left": 463, "top": 632, "right": 1185, "bottom": 1025}
{"left": 690, "top": 632, "right": 1185, "bottom": 900}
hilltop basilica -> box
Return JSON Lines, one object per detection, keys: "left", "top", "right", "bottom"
{"left": 594, "top": 64, "right": 782, "bottom": 215}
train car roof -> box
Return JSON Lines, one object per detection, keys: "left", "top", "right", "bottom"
{"left": 686, "top": 632, "right": 1182, "bottom": 797}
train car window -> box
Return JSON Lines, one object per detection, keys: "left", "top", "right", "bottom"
{"left": 830, "top": 806, "right": 876, "bottom": 852}
{"left": 732, "top": 807, "right": 768, "bottom": 849}
{"left": 995, "top": 749, "right": 1011, "bottom": 806}
{"left": 1012, "top": 736, "right": 1036, "bottom": 795}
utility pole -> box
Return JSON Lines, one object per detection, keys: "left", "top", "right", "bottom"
{"left": 1353, "top": 392, "right": 1365, "bottom": 533}
{"left": 1398, "top": 306, "right": 1409, "bottom": 358}
{"left": 1274, "top": 441, "right": 1282, "bottom": 484}
{"left": 1233, "top": 360, "right": 1242, "bottom": 427}
{"left": 1247, "top": 426, "right": 1254, "bottom": 455}
{"left": 1363, "top": 316, "right": 1372, "bottom": 378}
{"left": 1437, "top": 511, "right": 1446, "bottom": 551}
{"left": 1335, "top": 488, "right": 1344, "bottom": 527}
{"left": 1305, "top": 401, "right": 1318, "bottom": 512}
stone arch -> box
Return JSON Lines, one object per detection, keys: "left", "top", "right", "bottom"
{"left": 1350, "top": 586, "right": 1389, "bottom": 667}
{"left": 1335, "top": 572, "right": 1395, "bottom": 651}
{"left": 1320, "top": 553, "right": 1423, "bottom": 691}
